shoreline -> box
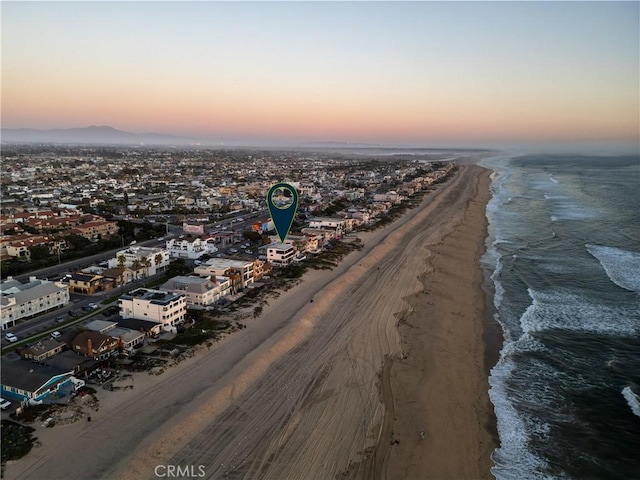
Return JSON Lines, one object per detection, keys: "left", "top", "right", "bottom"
{"left": 5, "top": 161, "right": 498, "bottom": 480}
{"left": 375, "top": 165, "right": 497, "bottom": 479}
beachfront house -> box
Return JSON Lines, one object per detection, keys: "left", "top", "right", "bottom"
{"left": 1, "top": 354, "right": 78, "bottom": 404}
{"left": 265, "top": 243, "right": 296, "bottom": 266}
{"left": 71, "top": 331, "right": 120, "bottom": 361}
{"left": 194, "top": 258, "right": 255, "bottom": 291}
{"left": 118, "top": 288, "right": 186, "bottom": 329}
{"left": 160, "top": 275, "right": 231, "bottom": 307}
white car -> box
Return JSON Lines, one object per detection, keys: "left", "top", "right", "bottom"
{"left": 51, "top": 331, "right": 62, "bottom": 339}
{"left": 0, "top": 398, "right": 11, "bottom": 410}
{"left": 4, "top": 333, "right": 18, "bottom": 343}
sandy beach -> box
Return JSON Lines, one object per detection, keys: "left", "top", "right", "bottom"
{"left": 5, "top": 161, "right": 496, "bottom": 480}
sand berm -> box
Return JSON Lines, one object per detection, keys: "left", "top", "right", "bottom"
{"left": 6, "top": 160, "right": 496, "bottom": 480}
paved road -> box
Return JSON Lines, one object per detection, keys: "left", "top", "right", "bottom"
{"left": 1, "top": 272, "right": 166, "bottom": 348}
{"left": 12, "top": 237, "right": 166, "bottom": 284}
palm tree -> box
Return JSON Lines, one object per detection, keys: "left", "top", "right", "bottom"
{"left": 141, "top": 256, "right": 152, "bottom": 279}
{"left": 117, "top": 255, "right": 127, "bottom": 292}
{"left": 131, "top": 259, "right": 142, "bottom": 281}
{"left": 154, "top": 253, "right": 163, "bottom": 272}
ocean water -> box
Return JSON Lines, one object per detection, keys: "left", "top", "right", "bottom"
{"left": 480, "top": 154, "right": 640, "bottom": 479}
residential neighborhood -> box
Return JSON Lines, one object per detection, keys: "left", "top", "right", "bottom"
{"left": 0, "top": 144, "right": 456, "bottom": 422}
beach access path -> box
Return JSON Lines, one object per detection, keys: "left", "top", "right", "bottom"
{"left": 6, "top": 161, "right": 496, "bottom": 480}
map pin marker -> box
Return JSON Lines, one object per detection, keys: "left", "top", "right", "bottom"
{"left": 267, "top": 182, "right": 299, "bottom": 243}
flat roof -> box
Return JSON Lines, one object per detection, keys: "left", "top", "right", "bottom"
{"left": 44, "top": 351, "right": 98, "bottom": 372}
{"left": 107, "top": 327, "right": 145, "bottom": 342}
{"left": 120, "top": 288, "right": 183, "bottom": 305}
{"left": 84, "top": 319, "right": 118, "bottom": 333}
{"left": 117, "top": 317, "right": 162, "bottom": 332}
{"left": 267, "top": 242, "right": 293, "bottom": 250}
{"left": 201, "top": 258, "right": 253, "bottom": 269}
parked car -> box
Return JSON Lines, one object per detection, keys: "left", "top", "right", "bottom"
{"left": 4, "top": 333, "right": 18, "bottom": 343}
{"left": 51, "top": 331, "right": 62, "bottom": 339}
{"left": 0, "top": 398, "right": 11, "bottom": 410}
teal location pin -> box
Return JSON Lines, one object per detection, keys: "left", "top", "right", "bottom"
{"left": 267, "top": 182, "right": 299, "bottom": 243}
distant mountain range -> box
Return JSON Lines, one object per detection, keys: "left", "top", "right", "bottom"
{"left": 0, "top": 125, "right": 494, "bottom": 152}
{"left": 1, "top": 125, "right": 197, "bottom": 146}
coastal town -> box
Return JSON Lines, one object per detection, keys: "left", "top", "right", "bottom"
{"left": 0, "top": 145, "right": 457, "bottom": 466}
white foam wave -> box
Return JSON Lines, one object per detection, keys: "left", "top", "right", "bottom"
{"left": 547, "top": 198, "right": 596, "bottom": 221}
{"left": 548, "top": 175, "right": 560, "bottom": 184}
{"left": 541, "top": 186, "right": 598, "bottom": 222}
{"left": 586, "top": 244, "right": 640, "bottom": 293}
{"left": 519, "top": 288, "right": 640, "bottom": 335}
{"left": 490, "top": 335, "right": 552, "bottom": 480}
{"left": 622, "top": 386, "right": 640, "bottom": 419}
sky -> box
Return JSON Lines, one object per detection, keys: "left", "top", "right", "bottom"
{"left": 2, "top": 1, "right": 639, "bottom": 151}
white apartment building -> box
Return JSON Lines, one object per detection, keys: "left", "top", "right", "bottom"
{"left": 107, "top": 246, "right": 170, "bottom": 277}
{"left": 118, "top": 288, "right": 186, "bottom": 329}
{"left": 166, "top": 237, "right": 218, "bottom": 260}
{"left": 1, "top": 276, "right": 70, "bottom": 329}
{"left": 266, "top": 243, "right": 296, "bottom": 266}
{"left": 194, "top": 258, "right": 255, "bottom": 291}
{"left": 160, "top": 275, "right": 231, "bottom": 307}
{"left": 308, "top": 216, "right": 348, "bottom": 237}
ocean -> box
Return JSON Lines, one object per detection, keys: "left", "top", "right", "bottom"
{"left": 480, "top": 154, "right": 640, "bottom": 479}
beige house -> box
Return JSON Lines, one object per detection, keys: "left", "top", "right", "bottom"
{"left": 194, "top": 258, "right": 255, "bottom": 290}
{"left": 160, "top": 275, "right": 231, "bottom": 307}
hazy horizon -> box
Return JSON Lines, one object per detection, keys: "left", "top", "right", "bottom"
{"left": 2, "top": 2, "right": 638, "bottom": 154}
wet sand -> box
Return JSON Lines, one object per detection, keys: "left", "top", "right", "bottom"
{"left": 380, "top": 166, "right": 496, "bottom": 479}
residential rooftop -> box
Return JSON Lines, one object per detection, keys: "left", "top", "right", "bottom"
{"left": 120, "top": 287, "right": 184, "bottom": 305}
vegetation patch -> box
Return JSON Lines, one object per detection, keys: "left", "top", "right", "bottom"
{"left": 1, "top": 420, "right": 38, "bottom": 469}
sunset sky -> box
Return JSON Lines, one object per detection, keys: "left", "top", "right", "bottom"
{"left": 2, "top": 1, "right": 638, "bottom": 150}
